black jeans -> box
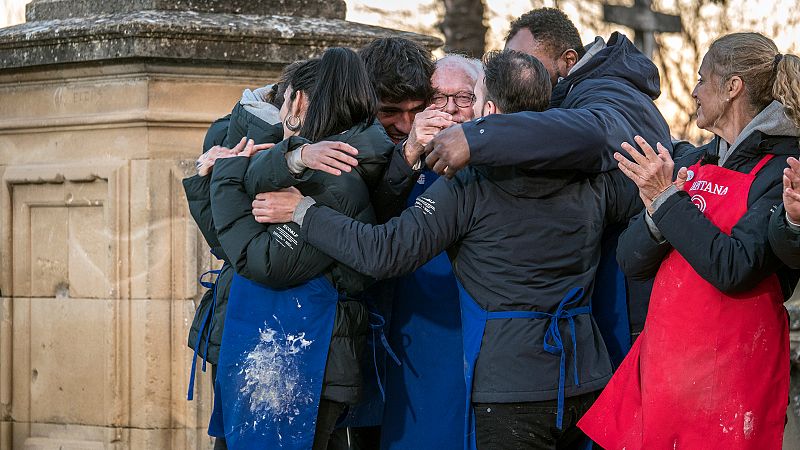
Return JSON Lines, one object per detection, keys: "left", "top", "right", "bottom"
{"left": 312, "top": 399, "right": 348, "bottom": 450}
{"left": 473, "top": 390, "right": 599, "bottom": 450}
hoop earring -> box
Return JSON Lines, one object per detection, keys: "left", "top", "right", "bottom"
{"left": 285, "top": 114, "right": 302, "bottom": 132}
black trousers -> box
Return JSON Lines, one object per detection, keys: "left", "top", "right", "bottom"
{"left": 473, "top": 390, "right": 599, "bottom": 450}
{"left": 312, "top": 399, "right": 349, "bottom": 450}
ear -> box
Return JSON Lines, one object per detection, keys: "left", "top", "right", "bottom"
{"left": 483, "top": 100, "right": 498, "bottom": 116}
{"left": 291, "top": 90, "right": 308, "bottom": 117}
{"left": 562, "top": 49, "right": 579, "bottom": 73}
{"left": 727, "top": 75, "right": 745, "bottom": 101}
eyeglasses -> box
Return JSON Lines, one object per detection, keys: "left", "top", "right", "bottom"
{"left": 431, "top": 91, "right": 476, "bottom": 109}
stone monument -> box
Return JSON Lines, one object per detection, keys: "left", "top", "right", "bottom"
{"left": 0, "top": 1, "right": 438, "bottom": 448}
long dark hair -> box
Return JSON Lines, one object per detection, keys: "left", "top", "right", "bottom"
{"left": 298, "top": 47, "right": 378, "bottom": 142}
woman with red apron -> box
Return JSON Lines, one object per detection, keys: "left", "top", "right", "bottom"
{"left": 579, "top": 33, "right": 800, "bottom": 449}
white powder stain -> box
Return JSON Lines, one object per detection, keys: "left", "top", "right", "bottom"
{"left": 237, "top": 321, "right": 315, "bottom": 435}
{"left": 743, "top": 411, "right": 755, "bottom": 439}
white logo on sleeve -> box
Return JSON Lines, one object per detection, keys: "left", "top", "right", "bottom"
{"left": 414, "top": 196, "right": 436, "bottom": 215}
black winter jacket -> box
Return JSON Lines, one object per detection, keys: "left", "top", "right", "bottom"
{"left": 618, "top": 132, "right": 800, "bottom": 298}
{"left": 297, "top": 164, "right": 641, "bottom": 403}
{"left": 185, "top": 115, "right": 233, "bottom": 365}
{"left": 224, "top": 102, "right": 283, "bottom": 148}
{"left": 461, "top": 33, "right": 670, "bottom": 174}
{"left": 210, "top": 120, "right": 395, "bottom": 404}
{"left": 769, "top": 204, "right": 800, "bottom": 269}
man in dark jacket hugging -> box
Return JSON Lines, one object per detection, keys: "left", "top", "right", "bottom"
{"left": 255, "top": 49, "right": 640, "bottom": 450}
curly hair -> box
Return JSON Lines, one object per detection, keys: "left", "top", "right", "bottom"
{"left": 358, "top": 37, "right": 436, "bottom": 104}
{"left": 507, "top": 8, "right": 585, "bottom": 60}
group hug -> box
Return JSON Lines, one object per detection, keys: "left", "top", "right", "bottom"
{"left": 182, "top": 6, "right": 800, "bottom": 450}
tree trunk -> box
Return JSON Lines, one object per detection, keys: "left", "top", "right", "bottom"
{"left": 439, "top": 0, "right": 487, "bottom": 58}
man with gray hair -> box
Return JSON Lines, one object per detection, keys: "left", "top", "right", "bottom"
{"left": 378, "top": 54, "right": 482, "bottom": 450}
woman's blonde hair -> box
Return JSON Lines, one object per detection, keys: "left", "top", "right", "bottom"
{"left": 706, "top": 32, "right": 800, "bottom": 129}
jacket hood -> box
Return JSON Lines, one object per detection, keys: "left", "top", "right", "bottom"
{"left": 551, "top": 32, "right": 661, "bottom": 107}
{"left": 240, "top": 86, "right": 282, "bottom": 125}
{"left": 476, "top": 166, "right": 575, "bottom": 199}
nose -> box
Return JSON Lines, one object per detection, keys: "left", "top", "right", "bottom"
{"left": 395, "top": 112, "right": 414, "bottom": 136}
{"left": 691, "top": 84, "right": 699, "bottom": 99}
{"left": 444, "top": 97, "right": 459, "bottom": 115}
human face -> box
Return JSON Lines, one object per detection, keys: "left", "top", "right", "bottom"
{"left": 506, "top": 29, "right": 572, "bottom": 86}
{"left": 431, "top": 64, "right": 477, "bottom": 124}
{"left": 692, "top": 55, "right": 727, "bottom": 134}
{"left": 377, "top": 99, "right": 426, "bottom": 143}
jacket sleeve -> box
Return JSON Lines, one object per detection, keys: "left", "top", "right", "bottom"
{"left": 603, "top": 169, "right": 643, "bottom": 226}
{"left": 651, "top": 178, "right": 785, "bottom": 294}
{"left": 616, "top": 210, "right": 672, "bottom": 281}
{"left": 183, "top": 174, "right": 228, "bottom": 261}
{"left": 462, "top": 79, "right": 669, "bottom": 173}
{"left": 768, "top": 204, "right": 800, "bottom": 269}
{"left": 244, "top": 137, "right": 311, "bottom": 196}
{"left": 300, "top": 176, "right": 469, "bottom": 279}
{"left": 370, "top": 142, "right": 422, "bottom": 223}
{"left": 210, "top": 156, "right": 333, "bottom": 287}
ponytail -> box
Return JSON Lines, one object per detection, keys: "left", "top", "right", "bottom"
{"left": 773, "top": 53, "right": 800, "bottom": 129}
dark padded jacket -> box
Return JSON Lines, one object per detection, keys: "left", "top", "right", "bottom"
{"left": 224, "top": 101, "right": 283, "bottom": 148}
{"left": 185, "top": 114, "right": 235, "bottom": 365}
{"left": 461, "top": 32, "right": 670, "bottom": 174}
{"left": 618, "top": 132, "right": 800, "bottom": 298}
{"left": 297, "top": 165, "right": 641, "bottom": 403}
{"left": 769, "top": 204, "right": 800, "bottom": 269}
{"left": 210, "top": 120, "right": 395, "bottom": 404}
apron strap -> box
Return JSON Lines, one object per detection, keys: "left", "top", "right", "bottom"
{"left": 486, "top": 287, "right": 587, "bottom": 429}
{"left": 187, "top": 268, "right": 221, "bottom": 401}
{"left": 748, "top": 154, "right": 775, "bottom": 176}
{"left": 367, "top": 310, "right": 402, "bottom": 402}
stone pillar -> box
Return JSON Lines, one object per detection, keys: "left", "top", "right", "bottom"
{"left": 0, "top": 1, "right": 438, "bottom": 448}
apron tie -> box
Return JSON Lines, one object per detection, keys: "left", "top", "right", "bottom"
{"left": 367, "top": 310, "right": 402, "bottom": 401}
{"left": 187, "top": 268, "right": 221, "bottom": 401}
{"left": 486, "top": 287, "right": 587, "bottom": 429}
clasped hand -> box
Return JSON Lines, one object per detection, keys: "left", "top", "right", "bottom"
{"left": 615, "top": 135, "right": 688, "bottom": 214}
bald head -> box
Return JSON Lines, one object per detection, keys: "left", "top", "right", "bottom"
{"left": 431, "top": 54, "right": 483, "bottom": 123}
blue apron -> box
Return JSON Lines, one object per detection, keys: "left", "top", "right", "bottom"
{"left": 457, "top": 281, "right": 588, "bottom": 450}
{"left": 209, "top": 272, "right": 339, "bottom": 449}
{"left": 590, "top": 225, "right": 632, "bottom": 368}
{"left": 380, "top": 169, "right": 465, "bottom": 450}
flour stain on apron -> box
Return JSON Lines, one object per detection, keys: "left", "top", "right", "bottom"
{"left": 238, "top": 318, "right": 315, "bottom": 433}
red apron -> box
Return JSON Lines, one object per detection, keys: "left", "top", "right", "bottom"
{"left": 579, "top": 155, "right": 790, "bottom": 449}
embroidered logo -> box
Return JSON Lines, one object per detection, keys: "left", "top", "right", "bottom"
{"left": 691, "top": 194, "right": 707, "bottom": 212}
{"left": 686, "top": 169, "right": 694, "bottom": 181}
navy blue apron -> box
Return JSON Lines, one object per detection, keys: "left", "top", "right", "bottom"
{"left": 208, "top": 272, "right": 339, "bottom": 449}
{"left": 590, "top": 225, "right": 632, "bottom": 368}
{"left": 457, "top": 281, "right": 588, "bottom": 450}
{"left": 380, "top": 169, "right": 465, "bottom": 450}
